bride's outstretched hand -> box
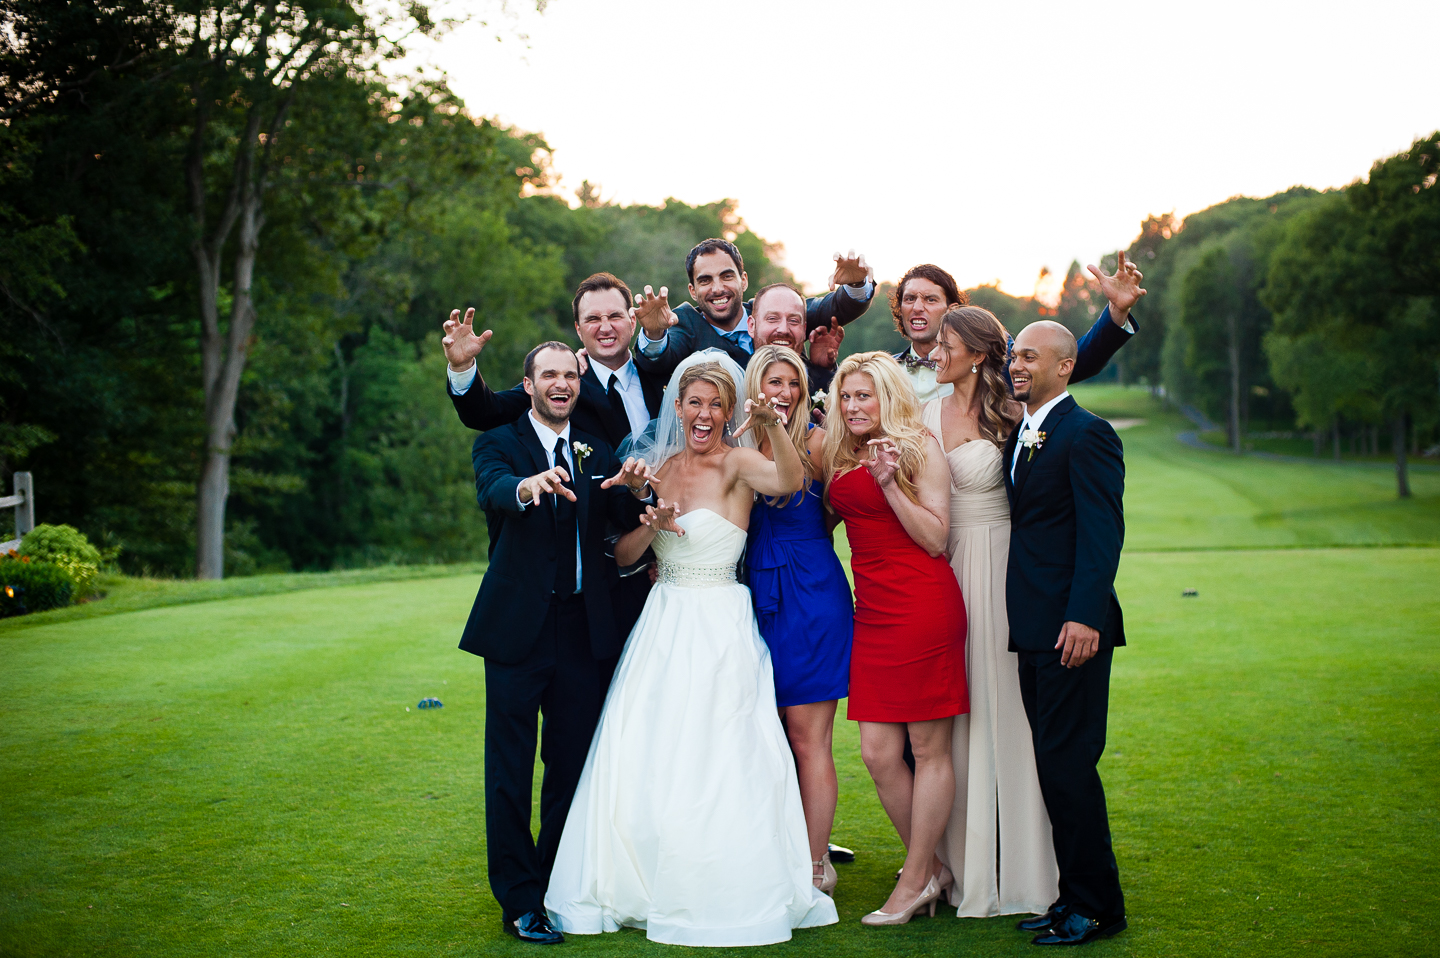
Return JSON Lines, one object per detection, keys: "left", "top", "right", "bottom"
{"left": 864, "top": 437, "right": 901, "bottom": 488}
{"left": 602, "top": 456, "right": 655, "bottom": 494}
{"left": 640, "top": 498, "right": 684, "bottom": 536}
{"left": 735, "top": 394, "right": 784, "bottom": 437}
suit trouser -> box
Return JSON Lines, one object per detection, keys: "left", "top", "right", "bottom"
{"left": 1017, "top": 647, "right": 1125, "bottom": 921}
{"left": 484, "top": 594, "right": 612, "bottom": 921}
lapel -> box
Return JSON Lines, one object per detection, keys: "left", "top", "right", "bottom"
{"left": 571, "top": 427, "right": 596, "bottom": 544}
{"left": 1003, "top": 426, "right": 1020, "bottom": 506}
{"left": 1013, "top": 395, "right": 1078, "bottom": 506}
{"left": 580, "top": 365, "right": 623, "bottom": 444}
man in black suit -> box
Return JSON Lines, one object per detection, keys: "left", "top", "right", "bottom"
{"left": 461, "top": 341, "right": 651, "bottom": 944}
{"left": 888, "top": 259, "right": 1142, "bottom": 404}
{"left": 630, "top": 238, "right": 872, "bottom": 387}
{"left": 1002, "top": 321, "right": 1128, "bottom": 947}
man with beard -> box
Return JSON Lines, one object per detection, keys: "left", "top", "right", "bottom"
{"left": 631, "top": 239, "right": 873, "bottom": 383}
{"left": 890, "top": 261, "right": 1142, "bottom": 404}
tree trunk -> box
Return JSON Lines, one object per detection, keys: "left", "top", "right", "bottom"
{"left": 1394, "top": 414, "right": 1411, "bottom": 498}
{"left": 1227, "top": 314, "right": 1242, "bottom": 454}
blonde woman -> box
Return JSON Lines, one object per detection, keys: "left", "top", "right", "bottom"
{"left": 742, "top": 344, "right": 854, "bottom": 896}
{"left": 823, "top": 351, "right": 968, "bottom": 925}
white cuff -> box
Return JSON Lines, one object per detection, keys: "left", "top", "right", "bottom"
{"left": 1122, "top": 318, "right": 1135, "bottom": 335}
{"left": 447, "top": 362, "right": 478, "bottom": 395}
{"left": 638, "top": 329, "right": 669, "bottom": 357}
{"left": 838, "top": 279, "right": 874, "bottom": 301}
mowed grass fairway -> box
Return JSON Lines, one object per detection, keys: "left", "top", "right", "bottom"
{"left": 3, "top": 387, "right": 1438, "bottom": 957}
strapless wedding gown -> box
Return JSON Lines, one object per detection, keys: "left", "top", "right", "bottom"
{"left": 544, "top": 508, "right": 838, "bottom": 946}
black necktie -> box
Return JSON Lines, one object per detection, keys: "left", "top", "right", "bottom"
{"left": 552, "top": 436, "right": 577, "bottom": 595}
{"left": 605, "top": 375, "right": 630, "bottom": 438}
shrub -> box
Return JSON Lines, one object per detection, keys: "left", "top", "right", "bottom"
{"left": 20, "top": 524, "right": 103, "bottom": 599}
{"left": 0, "top": 553, "right": 74, "bottom": 616}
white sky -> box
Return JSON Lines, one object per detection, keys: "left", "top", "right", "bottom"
{"left": 421, "top": 0, "right": 1440, "bottom": 295}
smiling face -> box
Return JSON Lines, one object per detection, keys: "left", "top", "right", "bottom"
{"left": 1009, "top": 322, "right": 1076, "bottom": 409}
{"left": 574, "top": 287, "right": 635, "bottom": 369}
{"left": 749, "top": 287, "right": 806, "bottom": 349}
{"left": 523, "top": 346, "right": 581, "bottom": 427}
{"left": 838, "top": 372, "right": 881, "bottom": 438}
{"left": 757, "top": 360, "right": 803, "bottom": 424}
{"left": 898, "top": 277, "right": 950, "bottom": 345}
{"left": 678, "top": 380, "right": 731, "bottom": 452}
{"left": 934, "top": 324, "right": 983, "bottom": 386}
{"left": 688, "top": 249, "right": 748, "bottom": 328}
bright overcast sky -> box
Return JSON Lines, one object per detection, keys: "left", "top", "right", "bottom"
{"left": 420, "top": 0, "right": 1439, "bottom": 296}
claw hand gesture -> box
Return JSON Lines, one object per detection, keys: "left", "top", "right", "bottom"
{"left": 808, "top": 320, "right": 845, "bottom": 369}
{"left": 518, "top": 465, "right": 575, "bottom": 506}
{"left": 601, "top": 457, "right": 656, "bottom": 496}
{"left": 864, "top": 437, "right": 901, "bottom": 488}
{"left": 735, "top": 394, "right": 784, "bottom": 438}
{"left": 640, "top": 498, "right": 685, "bottom": 536}
{"left": 632, "top": 285, "right": 678, "bottom": 339}
{"left": 829, "top": 249, "right": 873, "bottom": 290}
{"left": 442, "top": 308, "right": 493, "bottom": 372}
{"left": 1086, "top": 251, "right": 1147, "bottom": 324}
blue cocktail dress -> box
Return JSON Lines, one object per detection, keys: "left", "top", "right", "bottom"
{"left": 748, "top": 475, "right": 854, "bottom": 707}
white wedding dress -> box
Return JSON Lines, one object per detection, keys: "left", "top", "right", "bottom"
{"left": 544, "top": 508, "right": 839, "bottom": 946}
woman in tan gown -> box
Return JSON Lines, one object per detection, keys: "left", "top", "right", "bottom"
{"left": 922, "top": 306, "right": 1060, "bottom": 918}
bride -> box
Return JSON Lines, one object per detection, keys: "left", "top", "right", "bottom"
{"left": 544, "top": 350, "right": 840, "bottom": 946}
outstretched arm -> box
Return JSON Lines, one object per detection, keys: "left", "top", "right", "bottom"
{"left": 615, "top": 498, "right": 683, "bottom": 567}
{"left": 1072, "top": 252, "right": 1147, "bottom": 385}
{"left": 732, "top": 398, "right": 806, "bottom": 498}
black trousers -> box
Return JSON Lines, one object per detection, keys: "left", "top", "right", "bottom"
{"left": 484, "top": 595, "right": 613, "bottom": 921}
{"left": 1017, "top": 647, "right": 1125, "bottom": 922}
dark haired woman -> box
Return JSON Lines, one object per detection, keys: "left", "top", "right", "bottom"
{"left": 924, "top": 306, "right": 1059, "bottom": 919}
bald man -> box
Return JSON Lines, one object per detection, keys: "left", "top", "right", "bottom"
{"left": 1003, "top": 320, "right": 1128, "bottom": 946}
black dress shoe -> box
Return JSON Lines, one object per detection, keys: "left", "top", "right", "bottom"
{"left": 1017, "top": 905, "right": 1067, "bottom": 932}
{"left": 502, "top": 911, "right": 565, "bottom": 945}
{"left": 827, "top": 843, "right": 855, "bottom": 864}
{"left": 1032, "top": 910, "right": 1126, "bottom": 946}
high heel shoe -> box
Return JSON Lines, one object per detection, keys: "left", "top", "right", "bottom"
{"left": 812, "top": 852, "right": 838, "bottom": 896}
{"left": 936, "top": 863, "right": 955, "bottom": 902}
{"left": 860, "top": 875, "right": 942, "bottom": 926}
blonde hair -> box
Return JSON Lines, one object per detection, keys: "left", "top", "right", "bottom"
{"left": 821, "top": 351, "right": 931, "bottom": 503}
{"left": 743, "top": 345, "right": 816, "bottom": 502}
{"left": 677, "top": 361, "right": 737, "bottom": 417}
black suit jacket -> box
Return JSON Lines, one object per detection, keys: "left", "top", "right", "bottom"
{"left": 894, "top": 306, "right": 1137, "bottom": 393}
{"left": 634, "top": 287, "right": 871, "bottom": 388}
{"left": 1003, "top": 395, "right": 1126, "bottom": 653}
{"left": 460, "top": 421, "right": 645, "bottom": 664}
{"left": 449, "top": 360, "right": 665, "bottom": 450}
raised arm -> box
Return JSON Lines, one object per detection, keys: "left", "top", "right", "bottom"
{"left": 442, "top": 308, "right": 531, "bottom": 430}
{"left": 631, "top": 285, "right": 693, "bottom": 381}
{"left": 1073, "top": 252, "right": 1147, "bottom": 385}
{"left": 731, "top": 398, "right": 805, "bottom": 498}
{"left": 868, "top": 434, "right": 951, "bottom": 557}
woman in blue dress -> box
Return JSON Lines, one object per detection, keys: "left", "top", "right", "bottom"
{"left": 742, "top": 343, "right": 855, "bottom": 897}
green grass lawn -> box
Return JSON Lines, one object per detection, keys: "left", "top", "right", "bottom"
{"left": 3, "top": 387, "right": 1438, "bottom": 957}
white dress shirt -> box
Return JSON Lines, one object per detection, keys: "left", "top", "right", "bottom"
{"left": 902, "top": 346, "right": 952, "bottom": 405}
{"left": 1011, "top": 390, "right": 1071, "bottom": 483}
{"left": 447, "top": 361, "right": 480, "bottom": 395}
{"left": 593, "top": 358, "right": 651, "bottom": 438}
{"left": 638, "top": 279, "right": 876, "bottom": 357}
{"left": 518, "top": 411, "right": 582, "bottom": 593}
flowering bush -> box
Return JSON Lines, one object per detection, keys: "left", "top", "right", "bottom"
{"left": 19, "top": 524, "right": 104, "bottom": 600}
{"left": 0, "top": 552, "right": 73, "bottom": 616}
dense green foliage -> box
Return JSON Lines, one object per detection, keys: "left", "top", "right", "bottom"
{"left": 17, "top": 522, "right": 104, "bottom": 599}
{"left": 0, "top": 553, "right": 73, "bottom": 615}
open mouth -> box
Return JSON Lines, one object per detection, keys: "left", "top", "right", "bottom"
{"left": 909, "top": 319, "right": 929, "bottom": 333}
{"left": 773, "top": 401, "right": 791, "bottom": 422}
{"left": 595, "top": 334, "right": 618, "bottom": 349}
{"left": 769, "top": 335, "right": 796, "bottom": 347}
{"left": 547, "top": 390, "right": 573, "bottom": 408}
{"left": 708, "top": 293, "right": 734, "bottom": 312}
{"left": 690, "top": 421, "right": 714, "bottom": 444}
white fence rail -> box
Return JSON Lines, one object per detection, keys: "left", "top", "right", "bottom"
{"left": 0, "top": 472, "right": 35, "bottom": 553}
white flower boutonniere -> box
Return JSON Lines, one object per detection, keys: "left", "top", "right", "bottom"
{"left": 571, "top": 441, "right": 593, "bottom": 472}
{"left": 1019, "top": 428, "right": 1047, "bottom": 462}
{"left": 811, "top": 390, "right": 827, "bottom": 410}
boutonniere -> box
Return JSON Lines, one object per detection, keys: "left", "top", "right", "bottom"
{"left": 811, "top": 390, "right": 827, "bottom": 410}
{"left": 1019, "top": 428, "right": 1047, "bottom": 461}
{"left": 571, "top": 441, "right": 593, "bottom": 471}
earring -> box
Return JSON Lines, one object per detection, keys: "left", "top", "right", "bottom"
{"left": 971, "top": 363, "right": 978, "bottom": 374}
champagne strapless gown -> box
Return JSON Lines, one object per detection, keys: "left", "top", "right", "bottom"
{"left": 922, "top": 400, "right": 1059, "bottom": 917}
{"left": 544, "top": 509, "right": 838, "bottom": 946}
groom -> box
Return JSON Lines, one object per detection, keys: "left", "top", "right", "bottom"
{"left": 462, "top": 341, "right": 650, "bottom": 944}
{"left": 1004, "top": 321, "right": 1128, "bottom": 946}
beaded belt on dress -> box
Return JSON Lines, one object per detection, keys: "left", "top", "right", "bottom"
{"left": 655, "top": 561, "right": 737, "bottom": 587}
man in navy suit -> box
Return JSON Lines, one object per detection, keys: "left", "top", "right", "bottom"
{"left": 1003, "top": 321, "right": 1128, "bottom": 947}
{"left": 629, "top": 239, "right": 872, "bottom": 388}
{"left": 461, "top": 341, "right": 651, "bottom": 944}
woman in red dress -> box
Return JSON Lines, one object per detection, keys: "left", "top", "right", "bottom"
{"left": 823, "top": 351, "right": 968, "bottom": 926}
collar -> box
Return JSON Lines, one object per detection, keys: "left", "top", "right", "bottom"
{"left": 595, "top": 355, "right": 637, "bottom": 392}
{"left": 527, "top": 410, "right": 571, "bottom": 452}
{"left": 1022, "top": 390, "right": 1070, "bottom": 430}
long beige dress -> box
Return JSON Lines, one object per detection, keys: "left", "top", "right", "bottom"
{"left": 922, "top": 399, "right": 1059, "bottom": 918}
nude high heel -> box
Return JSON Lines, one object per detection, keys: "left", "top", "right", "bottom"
{"left": 860, "top": 875, "right": 942, "bottom": 926}
{"left": 813, "top": 852, "right": 838, "bottom": 896}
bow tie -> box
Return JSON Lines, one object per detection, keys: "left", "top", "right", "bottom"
{"left": 901, "top": 352, "right": 937, "bottom": 371}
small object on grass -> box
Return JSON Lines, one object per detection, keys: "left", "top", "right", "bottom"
{"left": 418, "top": 697, "right": 443, "bottom": 709}
{"left": 1183, "top": 589, "right": 1199, "bottom": 597}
